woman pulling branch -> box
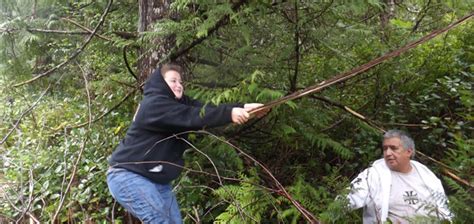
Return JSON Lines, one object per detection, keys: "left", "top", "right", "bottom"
{"left": 107, "top": 63, "right": 268, "bottom": 223}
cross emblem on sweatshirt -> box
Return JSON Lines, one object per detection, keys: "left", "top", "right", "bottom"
{"left": 403, "top": 191, "right": 419, "bottom": 205}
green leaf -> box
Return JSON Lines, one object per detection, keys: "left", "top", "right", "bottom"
{"left": 281, "top": 124, "right": 296, "bottom": 135}
{"left": 390, "top": 19, "right": 413, "bottom": 29}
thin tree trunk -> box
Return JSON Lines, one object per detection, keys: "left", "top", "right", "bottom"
{"left": 379, "top": 0, "right": 396, "bottom": 42}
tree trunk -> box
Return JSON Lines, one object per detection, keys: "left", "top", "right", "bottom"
{"left": 137, "top": 0, "right": 176, "bottom": 82}
{"left": 379, "top": 0, "right": 396, "bottom": 42}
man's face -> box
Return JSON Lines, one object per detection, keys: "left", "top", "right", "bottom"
{"left": 163, "top": 70, "right": 183, "bottom": 99}
{"left": 383, "top": 137, "right": 413, "bottom": 173}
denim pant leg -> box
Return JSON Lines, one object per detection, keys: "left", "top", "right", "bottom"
{"left": 106, "top": 168, "right": 183, "bottom": 224}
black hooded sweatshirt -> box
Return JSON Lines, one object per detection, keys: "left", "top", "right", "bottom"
{"left": 108, "top": 69, "right": 241, "bottom": 184}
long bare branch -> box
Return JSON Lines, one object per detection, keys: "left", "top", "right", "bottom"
{"left": 0, "top": 84, "right": 51, "bottom": 145}
{"left": 1, "top": 70, "right": 67, "bottom": 145}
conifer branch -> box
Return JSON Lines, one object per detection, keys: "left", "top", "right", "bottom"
{"left": 249, "top": 13, "right": 473, "bottom": 115}
{"left": 13, "top": 0, "right": 114, "bottom": 87}
{"left": 169, "top": 0, "right": 249, "bottom": 61}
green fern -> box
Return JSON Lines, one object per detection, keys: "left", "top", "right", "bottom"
{"left": 303, "top": 133, "right": 354, "bottom": 159}
{"left": 213, "top": 177, "right": 272, "bottom": 223}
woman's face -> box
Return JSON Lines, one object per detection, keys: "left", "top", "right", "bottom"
{"left": 163, "top": 70, "right": 183, "bottom": 99}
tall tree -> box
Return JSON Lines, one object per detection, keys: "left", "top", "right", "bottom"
{"left": 138, "top": 0, "right": 175, "bottom": 82}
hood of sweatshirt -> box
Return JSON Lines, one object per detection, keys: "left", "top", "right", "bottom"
{"left": 144, "top": 68, "right": 176, "bottom": 97}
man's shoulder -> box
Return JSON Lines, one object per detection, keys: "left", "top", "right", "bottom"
{"left": 371, "top": 158, "right": 387, "bottom": 168}
{"left": 411, "top": 160, "right": 438, "bottom": 176}
{"left": 359, "top": 158, "right": 389, "bottom": 176}
{"left": 410, "top": 159, "right": 427, "bottom": 167}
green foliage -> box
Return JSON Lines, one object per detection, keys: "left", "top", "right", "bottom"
{"left": 213, "top": 178, "right": 272, "bottom": 224}
{"left": 1, "top": 0, "right": 473, "bottom": 223}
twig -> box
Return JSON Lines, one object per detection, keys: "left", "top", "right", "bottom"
{"left": 1, "top": 184, "right": 40, "bottom": 223}
{"left": 17, "top": 169, "right": 36, "bottom": 223}
{"left": 175, "top": 135, "right": 224, "bottom": 185}
{"left": 123, "top": 45, "right": 138, "bottom": 81}
{"left": 111, "top": 200, "right": 116, "bottom": 224}
{"left": 61, "top": 17, "right": 112, "bottom": 41}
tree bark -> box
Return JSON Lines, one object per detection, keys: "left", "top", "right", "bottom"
{"left": 138, "top": 0, "right": 176, "bottom": 82}
{"left": 379, "top": 0, "right": 396, "bottom": 42}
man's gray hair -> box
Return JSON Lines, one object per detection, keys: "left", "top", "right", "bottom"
{"left": 383, "top": 129, "right": 416, "bottom": 158}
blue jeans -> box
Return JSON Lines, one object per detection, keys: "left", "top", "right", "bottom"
{"left": 106, "top": 167, "right": 182, "bottom": 224}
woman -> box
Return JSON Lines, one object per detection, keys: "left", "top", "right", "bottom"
{"left": 107, "top": 63, "right": 266, "bottom": 223}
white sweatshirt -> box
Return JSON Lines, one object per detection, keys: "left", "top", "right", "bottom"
{"left": 347, "top": 158, "right": 452, "bottom": 223}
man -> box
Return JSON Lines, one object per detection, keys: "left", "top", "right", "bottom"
{"left": 347, "top": 130, "right": 452, "bottom": 223}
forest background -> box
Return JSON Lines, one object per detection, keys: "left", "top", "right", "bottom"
{"left": 0, "top": 0, "right": 472, "bottom": 223}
